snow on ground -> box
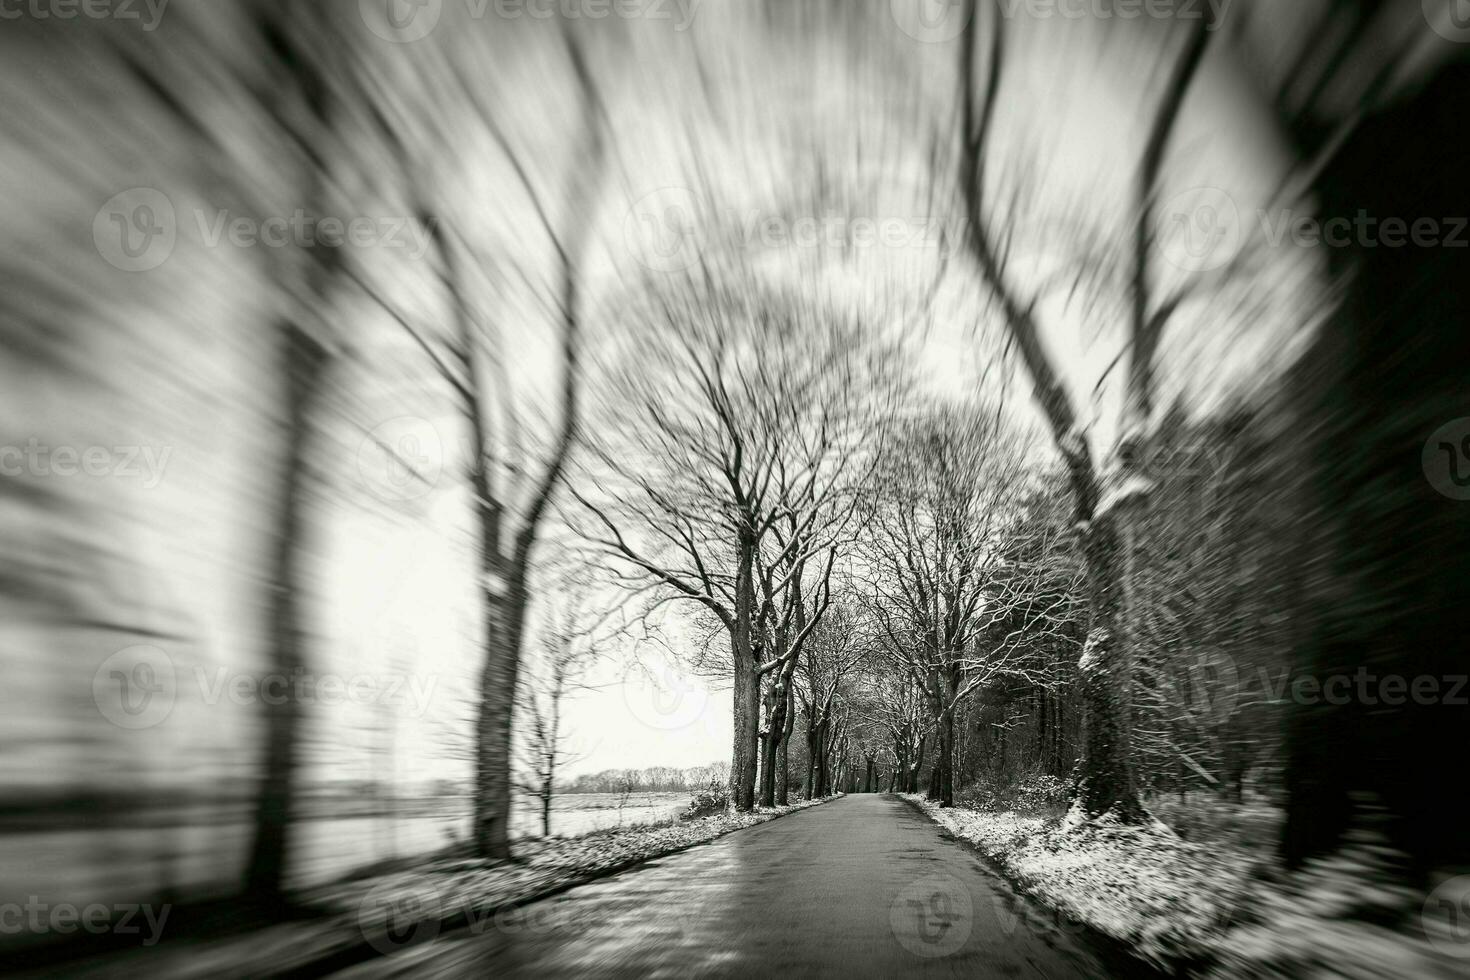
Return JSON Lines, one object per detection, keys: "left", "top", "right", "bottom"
{"left": 902, "top": 793, "right": 1250, "bottom": 968}
{"left": 900, "top": 794, "right": 1464, "bottom": 978}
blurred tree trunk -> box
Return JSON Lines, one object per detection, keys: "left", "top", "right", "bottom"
{"left": 474, "top": 572, "right": 529, "bottom": 857}
{"left": 241, "top": 4, "right": 342, "bottom": 907}
{"left": 954, "top": 2, "right": 1208, "bottom": 824}
{"left": 955, "top": 7, "right": 1134, "bottom": 822}
{"left": 434, "top": 34, "right": 603, "bottom": 860}
{"left": 243, "top": 323, "right": 328, "bottom": 906}
{"left": 1282, "top": 56, "right": 1470, "bottom": 876}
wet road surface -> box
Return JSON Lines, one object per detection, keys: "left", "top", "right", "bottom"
{"left": 335, "top": 795, "right": 1116, "bottom": 978}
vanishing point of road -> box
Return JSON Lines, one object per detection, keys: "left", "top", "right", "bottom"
{"left": 337, "top": 795, "right": 1128, "bottom": 979}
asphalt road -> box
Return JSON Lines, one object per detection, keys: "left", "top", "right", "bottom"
{"left": 335, "top": 795, "right": 1117, "bottom": 979}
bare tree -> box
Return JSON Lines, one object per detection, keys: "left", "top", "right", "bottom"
{"left": 794, "top": 604, "right": 867, "bottom": 800}
{"left": 516, "top": 595, "right": 599, "bottom": 838}
{"left": 946, "top": 0, "right": 1214, "bottom": 823}
{"left": 858, "top": 404, "right": 1073, "bottom": 806}
{"left": 575, "top": 276, "right": 889, "bottom": 810}
{"left": 342, "top": 25, "right": 606, "bottom": 859}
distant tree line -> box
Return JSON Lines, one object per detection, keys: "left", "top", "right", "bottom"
{"left": 560, "top": 763, "right": 731, "bottom": 796}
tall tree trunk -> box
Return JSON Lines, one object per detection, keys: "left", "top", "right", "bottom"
{"left": 757, "top": 722, "right": 774, "bottom": 807}
{"left": 760, "top": 662, "right": 797, "bottom": 807}
{"left": 474, "top": 574, "right": 527, "bottom": 859}
{"left": 938, "top": 709, "right": 956, "bottom": 808}
{"left": 816, "top": 708, "right": 833, "bottom": 797}
{"left": 462, "top": 33, "right": 601, "bottom": 859}
{"left": 955, "top": 0, "right": 1162, "bottom": 826}
{"left": 811, "top": 717, "right": 823, "bottom": 799}
{"left": 1070, "top": 512, "right": 1146, "bottom": 821}
{"left": 910, "top": 732, "right": 926, "bottom": 793}
{"left": 243, "top": 323, "right": 328, "bottom": 906}
{"left": 729, "top": 531, "right": 759, "bottom": 811}
{"left": 731, "top": 646, "right": 759, "bottom": 811}
{"left": 776, "top": 685, "right": 794, "bottom": 806}
{"left": 240, "top": 1, "right": 340, "bottom": 911}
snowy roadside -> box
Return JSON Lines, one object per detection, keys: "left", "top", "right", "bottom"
{"left": 900, "top": 793, "right": 1249, "bottom": 971}
{"left": 27, "top": 796, "right": 839, "bottom": 980}
{"left": 899, "top": 794, "right": 1462, "bottom": 978}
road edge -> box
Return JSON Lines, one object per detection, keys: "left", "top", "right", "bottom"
{"left": 892, "top": 794, "right": 1174, "bottom": 980}
{"left": 286, "top": 794, "right": 847, "bottom": 978}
